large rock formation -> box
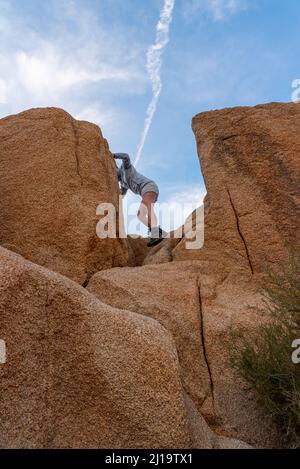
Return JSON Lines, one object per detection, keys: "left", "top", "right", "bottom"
{"left": 0, "top": 108, "right": 128, "bottom": 284}
{"left": 1, "top": 102, "right": 299, "bottom": 449}
{"left": 146, "top": 103, "right": 300, "bottom": 274}
{"left": 86, "top": 261, "right": 281, "bottom": 447}
{"left": 0, "top": 247, "right": 189, "bottom": 448}
{"left": 86, "top": 102, "right": 300, "bottom": 447}
{"left": 190, "top": 102, "right": 300, "bottom": 274}
{"left": 0, "top": 247, "right": 248, "bottom": 449}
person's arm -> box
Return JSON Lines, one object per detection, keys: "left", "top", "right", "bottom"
{"left": 120, "top": 186, "right": 128, "bottom": 196}
{"left": 116, "top": 166, "right": 128, "bottom": 196}
{"left": 113, "top": 153, "right": 131, "bottom": 169}
{"left": 117, "top": 167, "right": 122, "bottom": 181}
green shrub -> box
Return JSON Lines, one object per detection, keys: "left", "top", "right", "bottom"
{"left": 230, "top": 251, "right": 300, "bottom": 448}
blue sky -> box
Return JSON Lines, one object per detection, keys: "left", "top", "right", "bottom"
{"left": 0, "top": 0, "right": 299, "bottom": 230}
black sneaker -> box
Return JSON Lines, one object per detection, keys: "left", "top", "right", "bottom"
{"left": 147, "top": 237, "right": 164, "bottom": 247}
{"left": 147, "top": 227, "right": 166, "bottom": 247}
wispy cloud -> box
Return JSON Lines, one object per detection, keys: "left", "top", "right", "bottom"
{"left": 0, "top": 79, "right": 6, "bottom": 104}
{"left": 182, "top": 0, "right": 249, "bottom": 22}
{"left": 13, "top": 48, "right": 136, "bottom": 99}
{"left": 134, "top": 0, "right": 175, "bottom": 165}
{"left": 0, "top": 0, "right": 147, "bottom": 137}
{"left": 75, "top": 104, "right": 127, "bottom": 137}
{"left": 160, "top": 184, "right": 206, "bottom": 230}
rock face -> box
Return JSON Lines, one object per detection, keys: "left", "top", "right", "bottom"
{"left": 0, "top": 247, "right": 190, "bottom": 448}
{"left": 148, "top": 103, "right": 300, "bottom": 274}
{"left": 191, "top": 102, "right": 300, "bottom": 274}
{"left": 86, "top": 102, "right": 300, "bottom": 447}
{"left": 1, "top": 102, "right": 299, "bottom": 449}
{"left": 126, "top": 235, "right": 149, "bottom": 266}
{"left": 193, "top": 103, "right": 300, "bottom": 273}
{"left": 0, "top": 108, "right": 128, "bottom": 284}
{"left": 0, "top": 247, "right": 248, "bottom": 449}
{"left": 86, "top": 262, "right": 281, "bottom": 447}
{"left": 87, "top": 262, "right": 212, "bottom": 414}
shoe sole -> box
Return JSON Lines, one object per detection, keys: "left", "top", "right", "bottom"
{"left": 147, "top": 238, "right": 164, "bottom": 248}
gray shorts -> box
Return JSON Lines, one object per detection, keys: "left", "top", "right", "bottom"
{"left": 141, "top": 182, "right": 159, "bottom": 200}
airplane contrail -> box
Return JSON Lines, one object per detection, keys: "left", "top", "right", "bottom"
{"left": 134, "top": 0, "right": 175, "bottom": 166}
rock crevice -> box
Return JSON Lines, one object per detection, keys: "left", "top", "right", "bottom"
{"left": 70, "top": 118, "right": 83, "bottom": 185}
{"left": 226, "top": 188, "right": 254, "bottom": 274}
{"left": 197, "top": 280, "right": 214, "bottom": 408}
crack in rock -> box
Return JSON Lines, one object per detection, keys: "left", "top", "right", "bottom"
{"left": 82, "top": 271, "right": 94, "bottom": 288}
{"left": 44, "top": 285, "right": 54, "bottom": 448}
{"left": 197, "top": 280, "right": 215, "bottom": 408}
{"left": 227, "top": 188, "right": 254, "bottom": 274}
{"left": 70, "top": 119, "right": 83, "bottom": 185}
{"left": 221, "top": 134, "right": 239, "bottom": 142}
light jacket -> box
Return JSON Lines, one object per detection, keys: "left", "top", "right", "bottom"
{"left": 114, "top": 153, "right": 155, "bottom": 196}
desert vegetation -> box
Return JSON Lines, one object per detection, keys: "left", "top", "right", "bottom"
{"left": 231, "top": 251, "right": 300, "bottom": 448}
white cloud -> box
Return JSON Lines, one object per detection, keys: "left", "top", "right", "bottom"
{"left": 0, "top": 1, "right": 147, "bottom": 124}
{"left": 182, "top": 0, "right": 249, "bottom": 21}
{"left": 0, "top": 78, "right": 7, "bottom": 103}
{"left": 162, "top": 184, "right": 206, "bottom": 230}
{"left": 14, "top": 47, "right": 137, "bottom": 99}
{"left": 166, "top": 185, "right": 206, "bottom": 207}
{"left": 75, "top": 104, "right": 125, "bottom": 136}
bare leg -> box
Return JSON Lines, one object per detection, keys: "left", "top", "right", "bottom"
{"left": 137, "top": 202, "right": 149, "bottom": 227}
{"left": 137, "top": 192, "right": 158, "bottom": 230}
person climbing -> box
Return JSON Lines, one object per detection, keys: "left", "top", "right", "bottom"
{"left": 113, "top": 153, "right": 165, "bottom": 247}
